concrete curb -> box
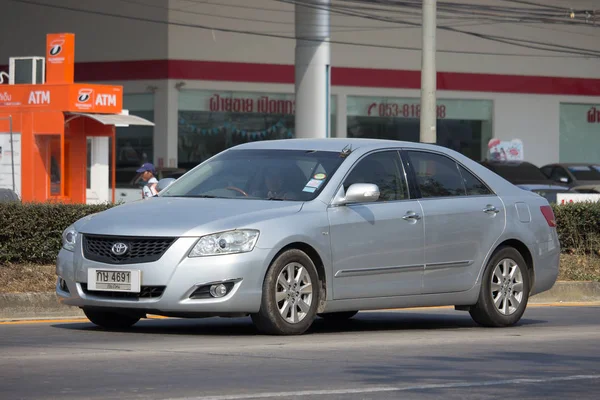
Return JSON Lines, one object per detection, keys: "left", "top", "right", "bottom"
{"left": 0, "top": 281, "right": 599, "bottom": 320}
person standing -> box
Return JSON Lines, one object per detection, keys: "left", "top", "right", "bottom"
{"left": 137, "top": 163, "right": 159, "bottom": 199}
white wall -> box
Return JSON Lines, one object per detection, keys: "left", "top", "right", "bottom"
{"left": 167, "top": 0, "right": 600, "bottom": 78}
{"left": 1, "top": 0, "right": 597, "bottom": 79}
{"left": 0, "top": 0, "right": 168, "bottom": 63}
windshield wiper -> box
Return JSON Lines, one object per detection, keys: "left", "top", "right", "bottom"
{"left": 266, "top": 197, "right": 285, "bottom": 201}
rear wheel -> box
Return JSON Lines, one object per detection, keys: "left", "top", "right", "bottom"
{"left": 83, "top": 308, "right": 141, "bottom": 330}
{"left": 251, "top": 249, "right": 320, "bottom": 335}
{"left": 318, "top": 311, "right": 358, "bottom": 321}
{"left": 469, "top": 247, "right": 530, "bottom": 327}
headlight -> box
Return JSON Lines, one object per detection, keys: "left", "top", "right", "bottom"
{"left": 62, "top": 225, "right": 78, "bottom": 252}
{"left": 189, "top": 230, "right": 260, "bottom": 257}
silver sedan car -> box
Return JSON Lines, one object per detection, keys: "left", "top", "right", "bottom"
{"left": 56, "top": 139, "right": 560, "bottom": 335}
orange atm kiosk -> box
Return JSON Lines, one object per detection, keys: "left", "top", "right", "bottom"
{"left": 0, "top": 33, "right": 153, "bottom": 204}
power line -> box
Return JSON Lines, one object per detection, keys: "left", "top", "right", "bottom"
{"left": 5, "top": 0, "right": 596, "bottom": 58}
{"left": 276, "top": 0, "right": 600, "bottom": 57}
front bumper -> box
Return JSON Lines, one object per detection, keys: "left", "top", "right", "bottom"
{"left": 56, "top": 237, "right": 271, "bottom": 315}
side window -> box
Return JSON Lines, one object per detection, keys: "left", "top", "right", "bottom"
{"left": 343, "top": 151, "right": 408, "bottom": 202}
{"left": 407, "top": 151, "right": 466, "bottom": 198}
{"left": 458, "top": 165, "right": 493, "bottom": 196}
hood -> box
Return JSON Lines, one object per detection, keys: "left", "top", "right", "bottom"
{"left": 75, "top": 197, "right": 303, "bottom": 237}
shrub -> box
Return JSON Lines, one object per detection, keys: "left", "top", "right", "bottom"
{"left": 552, "top": 202, "right": 600, "bottom": 255}
{"left": 0, "top": 202, "right": 115, "bottom": 265}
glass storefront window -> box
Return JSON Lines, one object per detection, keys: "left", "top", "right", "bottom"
{"left": 346, "top": 96, "right": 493, "bottom": 161}
{"left": 178, "top": 90, "right": 336, "bottom": 170}
{"left": 560, "top": 103, "right": 600, "bottom": 163}
{"left": 112, "top": 94, "right": 154, "bottom": 189}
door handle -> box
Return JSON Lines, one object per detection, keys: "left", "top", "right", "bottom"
{"left": 483, "top": 205, "right": 500, "bottom": 214}
{"left": 403, "top": 211, "right": 422, "bottom": 221}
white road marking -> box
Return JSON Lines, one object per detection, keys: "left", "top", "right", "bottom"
{"left": 166, "top": 374, "right": 600, "bottom": 400}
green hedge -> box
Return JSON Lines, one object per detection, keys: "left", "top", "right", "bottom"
{"left": 0, "top": 202, "right": 115, "bottom": 265}
{"left": 0, "top": 201, "right": 599, "bottom": 265}
{"left": 553, "top": 202, "right": 600, "bottom": 255}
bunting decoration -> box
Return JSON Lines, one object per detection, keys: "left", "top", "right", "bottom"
{"left": 178, "top": 116, "right": 294, "bottom": 139}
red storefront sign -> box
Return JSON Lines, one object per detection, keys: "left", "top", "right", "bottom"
{"left": 367, "top": 101, "right": 447, "bottom": 119}
{"left": 209, "top": 94, "right": 295, "bottom": 115}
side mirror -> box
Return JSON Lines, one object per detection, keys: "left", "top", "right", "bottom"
{"left": 334, "top": 183, "right": 380, "bottom": 205}
{"left": 156, "top": 178, "right": 176, "bottom": 192}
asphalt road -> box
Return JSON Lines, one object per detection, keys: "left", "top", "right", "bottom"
{"left": 1, "top": 305, "right": 599, "bottom": 400}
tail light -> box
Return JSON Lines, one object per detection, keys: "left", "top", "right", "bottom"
{"left": 540, "top": 205, "right": 556, "bottom": 227}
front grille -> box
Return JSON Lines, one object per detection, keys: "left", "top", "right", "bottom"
{"left": 80, "top": 283, "right": 165, "bottom": 299}
{"left": 83, "top": 235, "right": 176, "bottom": 265}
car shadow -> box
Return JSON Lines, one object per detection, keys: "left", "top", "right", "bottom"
{"left": 50, "top": 310, "right": 547, "bottom": 337}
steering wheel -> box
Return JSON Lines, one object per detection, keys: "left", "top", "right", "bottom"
{"left": 224, "top": 186, "right": 249, "bottom": 197}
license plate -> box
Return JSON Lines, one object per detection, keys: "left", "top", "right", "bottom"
{"left": 87, "top": 268, "right": 141, "bottom": 293}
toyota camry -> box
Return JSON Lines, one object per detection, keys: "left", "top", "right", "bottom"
{"left": 56, "top": 138, "right": 559, "bottom": 335}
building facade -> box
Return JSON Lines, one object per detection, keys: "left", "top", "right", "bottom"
{"left": 1, "top": 0, "right": 599, "bottom": 202}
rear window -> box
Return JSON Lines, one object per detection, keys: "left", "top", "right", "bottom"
{"left": 567, "top": 166, "right": 600, "bottom": 180}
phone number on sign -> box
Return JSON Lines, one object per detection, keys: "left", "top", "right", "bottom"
{"left": 367, "top": 103, "right": 447, "bottom": 118}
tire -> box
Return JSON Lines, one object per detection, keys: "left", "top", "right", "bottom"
{"left": 251, "top": 249, "right": 320, "bottom": 335}
{"left": 469, "top": 246, "right": 530, "bottom": 327}
{"left": 83, "top": 308, "right": 141, "bottom": 330}
{"left": 318, "top": 311, "right": 358, "bottom": 321}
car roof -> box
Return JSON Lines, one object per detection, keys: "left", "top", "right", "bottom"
{"left": 231, "top": 138, "right": 448, "bottom": 153}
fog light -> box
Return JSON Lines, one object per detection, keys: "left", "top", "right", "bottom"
{"left": 209, "top": 284, "right": 228, "bottom": 298}
{"left": 58, "top": 277, "right": 69, "bottom": 293}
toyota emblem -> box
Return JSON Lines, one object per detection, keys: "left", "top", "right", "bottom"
{"left": 111, "top": 242, "right": 129, "bottom": 256}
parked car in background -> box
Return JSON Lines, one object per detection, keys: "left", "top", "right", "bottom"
{"left": 479, "top": 160, "right": 573, "bottom": 203}
{"left": 540, "top": 163, "right": 600, "bottom": 193}
{"left": 56, "top": 139, "right": 560, "bottom": 335}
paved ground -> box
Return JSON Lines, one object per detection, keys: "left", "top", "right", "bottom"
{"left": 1, "top": 304, "right": 599, "bottom": 400}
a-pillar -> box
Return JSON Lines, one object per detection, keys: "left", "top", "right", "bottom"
{"left": 153, "top": 80, "right": 179, "bottom": 169}
{"left": 295, "top": 0, "right": 331, "bottom": 139}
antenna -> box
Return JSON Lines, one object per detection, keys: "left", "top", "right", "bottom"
{"left": 340, "top": 144, "right": 353, "bottom": 158}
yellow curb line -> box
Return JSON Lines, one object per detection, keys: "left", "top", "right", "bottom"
{"left": 1, "top": 302, "right": 599, "bottom": 325}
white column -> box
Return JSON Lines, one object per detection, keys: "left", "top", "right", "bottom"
{"left": 88, "top": 137, "right": 109, "bottom": 204}
{"left": 420, "top": 0, "right": 437, "bottom": 144}
{"left": 295, "top": 0, "right": 331, "bottom": 139}
{"left": 335, "top": 94, "right": 347, "bottom": 138}
{"left": 153, "top": 79, "right": 179, "bottom": 169}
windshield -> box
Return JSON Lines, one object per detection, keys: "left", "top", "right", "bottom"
{"left": 487, "top": 162, "right": 548, "bottom": 182}
{"left": 160, "top": 149, "right": 346, "bottom": 201}
{"left": 567, "top": 165, "right": 600, "bottom": 181}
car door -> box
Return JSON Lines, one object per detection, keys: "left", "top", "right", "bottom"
{"left": 404, "top": 150, "right": 505, "bottom": 294}
{"left": 327, "top": 150, "right": 425, "bottom": 300}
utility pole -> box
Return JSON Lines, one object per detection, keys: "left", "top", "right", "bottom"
{"left": 295, "top": 0, "right": 331, "bottom": 139}
{"left": 420, "top": 0, "right": 437, "bottom": 144}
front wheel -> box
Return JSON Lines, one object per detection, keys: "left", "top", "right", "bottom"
{"left": 83, "top": 308, "right": 141, "bottom": 330}
{"left": 469, "top": 247, "right": 530, "bottom": 327}
{"left": 251, "top": 249, "right": 320, "bottom": 335}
